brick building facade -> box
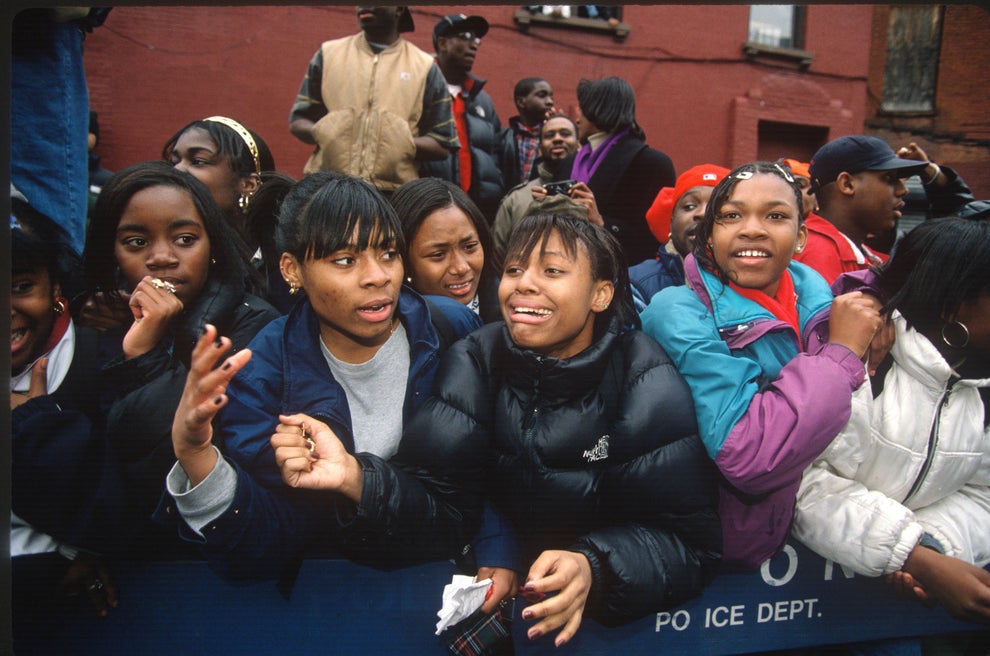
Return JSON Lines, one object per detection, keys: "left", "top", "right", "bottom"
{"left": 81, "top": 4, "right": 988, "bottom": 197}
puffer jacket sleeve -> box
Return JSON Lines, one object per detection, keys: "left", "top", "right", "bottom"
{"left": 164, "top": 322, "right": 333, "bottom": 580}
{"left": 643, "top": 286, "right": 865, "bottom": 495}
{"left": 347, "top": 335, "right": 490, "bottom": 564}
{"left": 914, "top": 478, "right": 990, "bottom": 567}
{"left": 571, "top": 332, "right": 721, "bottom": 624}
{"left": 793, "top": 384, "right": 926, "bottom": 576}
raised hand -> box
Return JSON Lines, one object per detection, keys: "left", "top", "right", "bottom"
{"left": 11, "top": 357, "right": 48, "bottom": 410}
{"left": 122, "top": 276, "right": 184, "bottom": 358}
{"left": 568, "top": 183, "right": 604, "bottom": 227}
{"left": 520, "top": 550, "right": 593, "bottom": 647}
{"left": 270, "top": 414, "right": 363, "bottom": 502}
{"left": 171, "top": 323, "right": 252, "bottom": 486}
{"left": 828, "top": 291, "right": 884, "bottom": 360}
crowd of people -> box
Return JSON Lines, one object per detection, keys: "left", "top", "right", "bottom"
{"left": 10, "top": 5, "right": 990, "bottom": 653}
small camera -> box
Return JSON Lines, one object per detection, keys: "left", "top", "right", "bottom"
{"left": 543, "top": 179, "right": 576, "bottom": 196}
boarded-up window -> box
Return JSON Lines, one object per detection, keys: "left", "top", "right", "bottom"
{"left": 882, "top": 6, "right": 942, "bottom": 113}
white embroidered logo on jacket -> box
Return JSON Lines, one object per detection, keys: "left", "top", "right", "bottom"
{"left": 583, "top": 436, "right": 609, "bottom": 462}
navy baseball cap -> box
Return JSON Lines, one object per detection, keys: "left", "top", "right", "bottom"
{"left": 809, "top": 136, "right": 928, "bottom": 189}
{"left": 433, "top": 14, "right": 489, "bottom": 48}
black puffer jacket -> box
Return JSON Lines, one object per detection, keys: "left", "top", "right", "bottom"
{"left": 397, "top": 319, "right": 722, "bottom": 625}
{"left": 419, "top": 73, "right": 504, "bottom": 221}
{"left": 101, "top": 277, "right": 279, "bottom": 555}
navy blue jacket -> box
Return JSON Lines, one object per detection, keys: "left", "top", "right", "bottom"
{"left": 156, "top": 289, "right": 482, "bottom": 580}
{"left": 629, "top": 247, "right": 685, "bottom": 312}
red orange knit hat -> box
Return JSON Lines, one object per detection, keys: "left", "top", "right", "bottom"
{"left": 781, "top": 158, "right": 811, "bottom": 179}
{"left": 645, "top": 164, "right": 730, "bottom": 243}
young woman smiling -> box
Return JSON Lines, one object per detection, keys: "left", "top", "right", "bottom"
{"left": 270, "top": 214, "right": 721, "bottom": 647}
{"left": 641, "top": 161, "right": 883, "bottom": 569}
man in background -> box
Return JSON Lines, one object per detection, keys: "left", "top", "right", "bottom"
{"left": 289, "top": 6, "right": 456, "bottom": 194}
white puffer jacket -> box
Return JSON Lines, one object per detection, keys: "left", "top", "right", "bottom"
{"left": 793, "top": 311, "right": 990, "bottom": 576}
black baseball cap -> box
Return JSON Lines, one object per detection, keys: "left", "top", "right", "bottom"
{"left": 397, "top": 7, "right": 414, "bottom": 33}
{"left": 809, "top": 136, "right": 928, "bottom": 189}
{"left": 433, "top": 14, "right": 489, "bottom": 48}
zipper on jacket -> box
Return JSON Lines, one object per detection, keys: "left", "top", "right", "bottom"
{"left": 359, "top": 53, "right": 379, "bottom": 178}
{"left": 903, "top": 378, "right": 958, "bottom": 505}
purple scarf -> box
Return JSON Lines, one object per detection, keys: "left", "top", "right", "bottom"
{"left": 571, "top": 127, "right": 631, "bottom": 183}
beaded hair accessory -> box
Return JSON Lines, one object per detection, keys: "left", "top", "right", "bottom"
{"left": 203, "top": 116, "right": 261, "bottom": 174}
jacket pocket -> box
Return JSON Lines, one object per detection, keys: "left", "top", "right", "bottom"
{"left": 304, "top": 109, "right": 357, "bottom": 175}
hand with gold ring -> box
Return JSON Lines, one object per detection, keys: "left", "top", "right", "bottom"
{"left": 271, "top": 413, "right": 364, "bottom": 501}
{"left": 149, "top": 277, "right": 177, "bottom": 295}
{"left": 122, "top": 275, "right": 185, "bottom": 359}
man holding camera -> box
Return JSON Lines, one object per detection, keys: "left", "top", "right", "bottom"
{"left": 492, "top": 114, "right": 600, "bottom": 258}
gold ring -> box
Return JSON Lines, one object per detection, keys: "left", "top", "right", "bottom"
{"left": 150, "top": 278, "right": 177, "bottom": 294}
{"left": 301, "top": 425, "right": 315, "bottom": 453}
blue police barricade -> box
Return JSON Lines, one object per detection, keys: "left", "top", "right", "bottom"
{"left": 13, "top": 541, "right": 980, "bottom": 655}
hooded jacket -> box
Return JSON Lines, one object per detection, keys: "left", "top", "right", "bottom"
{"left": 794, "top": 309, "right": 990, "bottom": 575}
{"left": 395, "top": 319, "right": 722, "bottom": 624}
{"left": 641, "top": 255, "right": 866, "bottom": 568}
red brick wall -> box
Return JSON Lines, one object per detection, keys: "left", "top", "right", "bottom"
{"left": 84, "top": 5, "right": 890, "bottom": 184}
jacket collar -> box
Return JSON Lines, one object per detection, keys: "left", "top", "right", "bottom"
{"left": 496, "top": 317, "right": 620, "bottom": 402}
{"left": 890, "top": 311, "right": 990, "bottom": 389}
{"left": 281, "top": 287, "right": 439, "bottom": 428}
{"left": 683, "top": 254, "right": 832, "bottom": 346}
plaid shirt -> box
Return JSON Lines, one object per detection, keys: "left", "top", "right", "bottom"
{"left": 514, "top": 120, "right": 541, "bottom": 184}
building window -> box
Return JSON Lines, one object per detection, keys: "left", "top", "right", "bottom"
{"left": 514, "top": 6, "right": 630, "bottom": 41}
{"left": 743, "top": 5, "right": 811, "bottom": 67}
{"left": 748, "top": 5, "right": 804, "bottom": 49}
{"left": 881, "top": 6, "right": 942, "bottom": 114}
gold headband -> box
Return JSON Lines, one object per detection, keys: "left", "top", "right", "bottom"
{"left": 203, "top": 116, "right": 261, "bottom": 175}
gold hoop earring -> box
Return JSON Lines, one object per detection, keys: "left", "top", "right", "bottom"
{"left": 53, "top": 299, "right": 66, "bottom": 315}
{"left": 941, "top": 320, "right": 970, "bottom": 350}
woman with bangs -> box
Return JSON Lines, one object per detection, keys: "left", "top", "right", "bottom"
{"left": 267, "top": 213, "right": 720, "bottom": 648}
{"left": 162, "top": 172, "right": 481, "bottom": 579}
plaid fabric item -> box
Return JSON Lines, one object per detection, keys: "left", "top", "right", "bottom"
{"left": 515, "top": 124, "right": 541, "bottom": 184}
{"left": 443, "top": 601, "right": 514, "bottom": 656}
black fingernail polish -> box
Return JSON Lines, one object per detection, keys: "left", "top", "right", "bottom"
{"left": 214, "top": 396, "right": 223, "bottom": 405}
{"left": 222, "top": 362, "right": 232, "bottom": 371}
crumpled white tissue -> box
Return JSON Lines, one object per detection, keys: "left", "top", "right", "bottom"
{"left": 435, "top": 574, "right": 492, "bottom": 635}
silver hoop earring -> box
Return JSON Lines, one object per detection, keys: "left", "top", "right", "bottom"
{"left": 941, "top": 320, "right": 970, "bottom": 350}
